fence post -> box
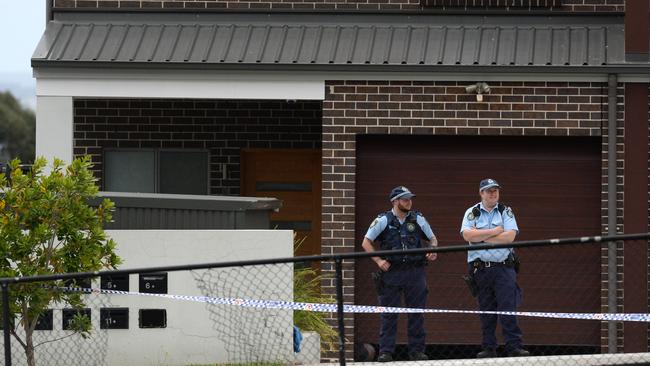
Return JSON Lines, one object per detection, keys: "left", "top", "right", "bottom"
{"left": 2, "top": 282, "right": 11, "bottom": 366}
{"left": 606, "top": 73, "right": 618, "bottom": 353}
{"left": 607, "top": 239, "right": 618, "bottom": 352}
{"left": 335, "top": 258, "right": 346, "bottom": 366}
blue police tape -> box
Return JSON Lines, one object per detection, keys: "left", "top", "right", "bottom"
{"left": 61, "top": 287, "right": 650, "bottom": 323}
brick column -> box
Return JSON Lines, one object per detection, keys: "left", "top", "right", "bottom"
{"left": 622, "top": 83, "right": 650, "bottom": 352}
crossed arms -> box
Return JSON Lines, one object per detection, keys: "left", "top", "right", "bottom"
{"left": 462, "top": 226, "right": 516, "bottom": 244}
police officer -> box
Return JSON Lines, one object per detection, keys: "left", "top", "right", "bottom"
{"left": 460, "top": 178, "right": 529, "bottom": 358}
{"left": 361, "top": 186, "right": 438, "bottom": 362}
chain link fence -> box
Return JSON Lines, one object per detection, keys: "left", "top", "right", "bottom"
{"left": 1, "top": 233, "right": 649, "bottom": 366}
{"left": 1, "top": 290, "right": 111, "bottom": 366}
{"left": 351, "top": 241, "right": 637, "bottom": 363}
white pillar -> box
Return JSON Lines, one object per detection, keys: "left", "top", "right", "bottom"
{"left": 35, "top": 96, "right": 73, "bottom": 165}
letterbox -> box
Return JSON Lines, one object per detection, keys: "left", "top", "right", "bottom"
{"left": 35, "top": 309, "right": 53, "bottom": 331}
{"left": 139, "top": 309, "right": 167, "bottom": 328}
{"left": 101, "top": 274, "right": 129, "bottom": 292}
{"left": 62, "top": 308, "right": 91, "bottom": 330}
{"left": 139, "top": 272, "right": 168, "bottom": 294}
{"left": 64, "top": 277, "right": 93, "bottom": 290}
{"left": 100, "top": 308, "right": 129, "bottom": 329}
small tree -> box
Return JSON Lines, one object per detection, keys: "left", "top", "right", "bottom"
{"left": 0, "top": 156, "right": 121, "bottom": 366}
{"left": 292, "top": 235, "right": 338, "bottom": 352}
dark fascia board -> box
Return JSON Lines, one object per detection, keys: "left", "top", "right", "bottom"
{"left": 90, "top": 191, "right": 282, "bottom": 211}
{"left": 51, "top": 7, "right": 625, "bottom": 17}
{"left": 52, "top": 10, "right": 623, "bottom": 25}
{"left": 31, "top": 59, "right": 650, "bottom": 75}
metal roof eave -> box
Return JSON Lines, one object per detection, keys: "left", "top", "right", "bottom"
{"left": 32, "top": 15, "right": 624, "bottom": 69}
{"left": 92, "top": 191, "right": 283, "bottom": 211}
{"left": 31, "top": 59, "right": 650, "bottom": 75}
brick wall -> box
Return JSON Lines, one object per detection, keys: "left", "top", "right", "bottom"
{"left": 70, "top": 83, "right": 637, "bottom": 355}
{"left": 320, "top": 80, "right": 620, "bottom": 359}
{"left": 561, "top": 0, "right": 623, "bottom": 12}
{"left": 73, "top": 98, "right": 322, "bottom": 195}
{"left": 53, "top": 0, "right": 623, "bottom": 12}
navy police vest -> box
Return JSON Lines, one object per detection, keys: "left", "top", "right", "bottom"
{"left": 376, "top": 210, "right": 427, "bottom": 264}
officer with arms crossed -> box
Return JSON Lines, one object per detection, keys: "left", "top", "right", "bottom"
{"left": 460, "top": 179, "right": 529, "bottom": 358}
{"left": 362, "top": 186, "right": 438, "bottom": 362}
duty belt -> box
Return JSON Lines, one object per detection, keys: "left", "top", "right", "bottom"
{"left": 471, "top": 258, "right": 515, "bottom": 269}
{"left": 390, "top": 261, "right": 426, "bottom": 270}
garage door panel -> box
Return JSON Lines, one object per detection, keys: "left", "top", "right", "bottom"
{"left": 355, "top": 135, "right": 601, "bottom": 347}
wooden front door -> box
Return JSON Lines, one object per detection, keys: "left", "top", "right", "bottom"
{"left": 241, "top": 149, "right": 322, "bottom": 257}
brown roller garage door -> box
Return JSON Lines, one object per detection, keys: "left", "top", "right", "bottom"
{"left": 354, "top": 135, "right": 601, "bottom": 348}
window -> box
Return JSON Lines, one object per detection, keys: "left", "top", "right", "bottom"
{"left": 104, "top": 151, "right": 155, "bottom": 193}
{"left": 104, "top": 150, "right": 208, "bottom": 195}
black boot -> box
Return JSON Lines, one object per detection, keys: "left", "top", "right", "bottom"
{"left": 507, "top": 347, "right": 530, "bottom": 357}
{"left": 477, "top": 347, "right": 497, "bottom": 358}
{"left": 408, "top": 351, "right": 428, "bottom": 361}
{"left": 377, "top": 352, "right": 393, "bottom": 362}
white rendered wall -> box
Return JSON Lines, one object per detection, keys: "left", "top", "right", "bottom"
{"left": 35, "top": 96, "right": 73, "bottom": 165}
{"left": 36, "top": 74, "right": 325, "bottom": 100}
{"left": 106, "top": 230, "right": 294, "bottom": 366}
{"left": 9, "top": 230, "right": 294, "bottom": 366}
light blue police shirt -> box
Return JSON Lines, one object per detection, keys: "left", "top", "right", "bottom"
{"left": 365, "top": 209, "right": 434, "bottom": 242}
{"left": 460, "top": 202, "right": 519, "bottom": 263}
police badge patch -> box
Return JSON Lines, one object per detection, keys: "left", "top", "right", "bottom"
{"left": 467, "top": 212, "right": 475, "bottom": 220}
{"left": 370, "top": 218, "right": 379, "bottom": 228}
{"left": 406, "top": 222, "right": 416, "bottom": 232}
{"left": 506, "top": 207, "right": 514, "bottom": 218}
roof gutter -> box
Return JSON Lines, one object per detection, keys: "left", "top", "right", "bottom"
{"left": 30, "top": 60, "right": 650, "bottom": 75}
{"left": 49, "top": 7, "right": 624, "bottom": 17}
{"left": 46, "top": 0, "right": 53, "bottom": 23}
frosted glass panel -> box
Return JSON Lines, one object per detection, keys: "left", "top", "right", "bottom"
{"left": 104, "top": 151, "right": 155, "bottom": 193}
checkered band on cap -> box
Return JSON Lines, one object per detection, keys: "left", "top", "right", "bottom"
{"left": 389, "top": 186, "right": 415, "bottom": 201}
{"left": 479, "top": 178, "right": 501, "bottom": 191}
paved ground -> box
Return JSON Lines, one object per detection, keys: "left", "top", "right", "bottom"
{"left": 333, "top": 353, "right": 650, "bottom": 366}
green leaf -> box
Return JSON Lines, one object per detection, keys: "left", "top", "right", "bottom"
{"left": 0, "top": 156, "right": 121, "bottom": 362}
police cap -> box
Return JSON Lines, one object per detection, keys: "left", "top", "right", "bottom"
{"left": 389, "top": 186, "right": 415, "bottom": 201}
{"left": 479, "top": 178, "right": 501, "bottom": 191}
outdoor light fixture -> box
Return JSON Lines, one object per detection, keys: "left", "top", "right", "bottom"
{"left": 465, "top": 82, "right": 491, "bottom": 101}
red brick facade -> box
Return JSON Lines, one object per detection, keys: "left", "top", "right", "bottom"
{"left": 67, "top": 79, "right": 645, "bottom": 357}
{"left": 53, "top": 0, "right": 623, "bottom": 12}
{"left": 319, "top": 80, "right": 626, "bottom": 357}
{"left": 70, "top": 80, "right": 637, "bottom": 356}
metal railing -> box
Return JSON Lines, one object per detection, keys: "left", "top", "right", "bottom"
{"left": 1, "top": 232, "right": 649, "bottom": 366}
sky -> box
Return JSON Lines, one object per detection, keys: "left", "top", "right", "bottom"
{"left": 0, "top": 1, "right": 46, "bottom": 109}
